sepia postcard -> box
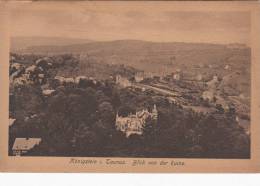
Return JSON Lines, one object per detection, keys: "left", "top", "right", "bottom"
{"left": 0, "top": 1, "right": 260, "bottom": 173}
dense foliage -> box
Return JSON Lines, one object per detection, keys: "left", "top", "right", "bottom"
{"left": 9, "top": 79, "right": 250, "bottom": 158}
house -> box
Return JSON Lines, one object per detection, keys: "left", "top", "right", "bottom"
{"left": 224, "top": 65, "right": 230, "bottom": 70}
{"left": 9, "top": 118, "right": 16, "bottom": 127}
{"left": 12, "top": 138, "right": 41, "bottom": 156}
{"left": 11, "top": 63, "right": 22, "bottom": 71}
{"left": 64, "top": 77, "right": 75, "bottom": 84}
{"left": 135, "top": 72, "right": 144, "bottom": 83}
{"left": 115, "top": 105, "right": 158, "bottom": 137}
{"left": 10, "top": 55, "right": 16, "bottom": 62}
{"left": 214, "top": 95, "right": 230, "bottom": 111}
{"left": 116, "top": 75, "right": 131, "bottom": 88}
{"left": 54, "top": 76, "right": 65, "bottom": 84}
{"left": 196, "top": 74, "right": 203, "bottom": 81}
{"left": 38, "top": 74, "right": 45, "bottom": 79}
{"left": 12, "top": 75, "right": 31, "bottom": 86}
{"left": 212, "top": 75, "right": 218, "bottom": 81}
{"left": 25, "top": 65, "right": 37, "bottom": 74}
{"left": 173, "top": 73, "right": 181, "bottom": 80}
{"left": 143, "top": 72, "right": 155, "bottom": 79}
{"left": 89, "top": 77, "right": 97, "bottom": 85}
{"left": 38, "top": 73, "right": 45, "bottom": 84}
{"left": 239, "top": 93, "right": 245, "bottom": 99}
{"left": 35, "top": 57, "right": 53, "bottom": 68}
{"left": 42, "top": 89, "right": 56, "bottom": 96}
{"left": 202, "top": 90, "right": 214, "bottom": 101}
{"left": 206, "top": 75, "right": 219, "bottom": 89}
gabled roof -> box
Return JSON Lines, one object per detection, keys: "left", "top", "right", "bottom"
{"left": 12, "top": 138, "right": 41, "bottom": 151}
{"left": 9, "top": 118, "right": 16, "bottom": 126}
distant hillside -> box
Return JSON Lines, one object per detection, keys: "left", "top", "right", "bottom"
{"left": 18, "top": 40, "right": 250, "bottom": 73}
{"left": 11, "top": 36, "right": 93, "bottom": 51}
{"left": 22, "top": 40, "right": 228, "bottom": 54}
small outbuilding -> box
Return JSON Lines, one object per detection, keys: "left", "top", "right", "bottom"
{"left": 12, "top": 138, "right": 42, "bottom": 156}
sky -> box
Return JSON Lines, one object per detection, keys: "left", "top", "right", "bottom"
{"left": 9, "top": 2, "right": 251, "bottom": 45}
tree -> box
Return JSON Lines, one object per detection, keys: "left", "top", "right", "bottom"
{"left": 118, "top": 105, "right": 135, "bottom": 117}
{"left": 98, "top": 101, "right": 115, "bottom": 125}
{"left": 11, "top": 84, "right": 43, "bottom": 120}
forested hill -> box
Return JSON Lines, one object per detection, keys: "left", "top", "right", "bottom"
{"left": 11, "top": 36, "right": 94, "bottom": 52}
{"left": 15, "top": 40, "right": 250, "bottom": 69}
{"left": 19, "top": 40, "right": 229, "bottom": 54}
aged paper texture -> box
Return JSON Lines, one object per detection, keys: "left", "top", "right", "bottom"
{"left": 0, "top": 1, "right": 260, "bottom": 172}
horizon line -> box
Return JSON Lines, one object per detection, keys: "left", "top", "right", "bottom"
{"left": 10, "top": 36, "right": 249, "bottom": 46}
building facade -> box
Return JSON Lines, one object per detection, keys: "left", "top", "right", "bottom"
{"left": 116, "top": 75, "right": 132, "bottom": 88}
{"left": 115, "top": 105, "right": 158, "bottom": 137}
{"left": 12, "top": 138, "right": 42, "bottom": 156}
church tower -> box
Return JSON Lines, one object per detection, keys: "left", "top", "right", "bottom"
{"left": 152, "top": 104, "right": 158, "bottom": 121}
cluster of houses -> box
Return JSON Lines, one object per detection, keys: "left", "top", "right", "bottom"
{"left": 201, "top": 75, "right": 233, "bottom": 112}
{"left": 116, "top": 62, "right": 232, "bottom": 91}
{"left": 116, "top": 70, "right": 183, "bottom": 88}
{"left": 115, "top": 105, "right": 158, "bottom": 137}
{"left": 9, "top": 56, "right": 53, "bottom": 86}
{"left": 9, "top": 56, "right": 88, "bottom": 155}
{"left": 42, "top": 75, "right": 99, "bottom": 96}
{"left": 9, "top": 55, "right": 99, "bottom": 97}
{"left": 53, "top": 75, "right": 97, "bottom": 85}
{"left": 202, "top": 75, "right": 219, "bottom": 102}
